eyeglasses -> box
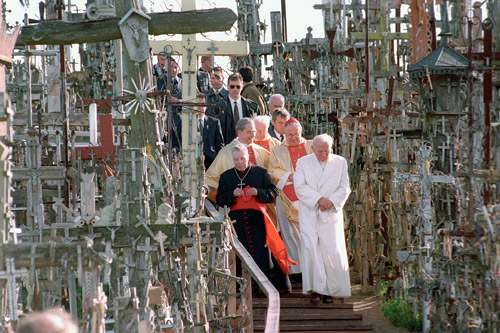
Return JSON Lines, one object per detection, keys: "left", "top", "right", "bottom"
{"left": 229, "top": 84, "right": 241, "bottom": 89}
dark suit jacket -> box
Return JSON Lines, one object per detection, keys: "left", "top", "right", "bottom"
{"left": 197, "top": 69, "right": 211, "bottom": 93}
{"left": 206, "top": 88, "right": 229, "bottom": 117}
{"left": 200, "top": 116, "right": 224, "bottom": 168}
{"left": 171, "top": 115, "right": 224, "bottom": 169}
{"left": 214, "top": 96, "right": 261, "bottom": 144}
{"left": 268, "top": 123, "right": 279, "bottom": 140}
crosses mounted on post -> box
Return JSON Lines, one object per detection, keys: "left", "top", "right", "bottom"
{"left": 149, "top": 0, "right": 249, "bottom": 199}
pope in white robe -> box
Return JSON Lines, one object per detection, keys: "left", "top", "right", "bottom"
{"left": 294, "top": 134, "right": 351, "bottom": 302}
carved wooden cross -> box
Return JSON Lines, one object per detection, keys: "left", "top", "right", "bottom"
{"left": 11, "top": 133, "right": 65, "bottom": 230}
{"left": 153, "top": 230, "right": 168, "bottom": 257}
{"left": 149, "top": 0, "right": 249, "bottom": 198}
{"left": 0, "top": 258, "right": 28, "bottom": 321}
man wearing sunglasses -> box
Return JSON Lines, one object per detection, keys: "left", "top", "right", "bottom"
{"left": 215, "top": 73, "right": 261, "bottom": 144}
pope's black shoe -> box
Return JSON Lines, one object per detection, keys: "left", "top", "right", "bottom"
{"left": 310, "top": 292, "right": 321, "bottom": 304}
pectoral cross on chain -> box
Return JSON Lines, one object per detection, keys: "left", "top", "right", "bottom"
{"left": 238, "top": 180, "right": 245, "bottom": 189}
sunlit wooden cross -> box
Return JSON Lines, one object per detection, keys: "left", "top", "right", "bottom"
{"left": 149, "top": 0, "right": 249, "bottom": 198}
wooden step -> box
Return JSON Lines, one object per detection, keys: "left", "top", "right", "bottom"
{"left": 254, "top": 322, "right": 373, "bottom": 332}
{"left": 253, "top": 300, "right": 354, "bottom": 310}
{"left": 253, "top": 281, "right": 372, "bottom": 332}
{"left": 253, "top": 312, "right": 363, "bottom": 321}
{"left": 254, "top": 307, "right": 356, "bottom": 317}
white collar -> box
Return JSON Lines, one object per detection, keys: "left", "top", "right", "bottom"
{"left": 273, "top": 127, "right": 282, "bottom": 139}
{"left": 229, "top": 96, "right": 241, "bottom": 104}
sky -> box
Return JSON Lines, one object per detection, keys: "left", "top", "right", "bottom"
{"left": 6, "top": 0, "right": 326, "bottom": 73}
{"left": 6, "top": 0, "right": 326, "bottom": 42}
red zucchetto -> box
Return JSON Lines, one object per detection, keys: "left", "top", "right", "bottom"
{"left": 284, "top": 118, "right": 299, "bottom": 127}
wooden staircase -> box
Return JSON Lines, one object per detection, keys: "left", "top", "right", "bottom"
{"left": 253, "top": 284, "right": 372, "bottom": 332}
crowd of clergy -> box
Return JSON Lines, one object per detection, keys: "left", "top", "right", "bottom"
{"left": 154, "top": 55, "right": 352, "bottom": 304}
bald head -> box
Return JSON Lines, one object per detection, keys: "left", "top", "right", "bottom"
{"left": 312, "top": 134, "right": 333, "bottom": 162}
{"left": 268, "top": 94, "right": 285, "bottom": 115}
{"left": 312, "top": 134, "right": 333, "bottom": 148}
{"left": 253, "top": 116, "right": 270, "bottom": 141}
{"left": 17, "top": 310, "right": 78, "bottom": 333}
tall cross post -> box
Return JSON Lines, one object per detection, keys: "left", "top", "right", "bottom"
{"left": 149, "top": 1, "right": 249, "bottom": 203}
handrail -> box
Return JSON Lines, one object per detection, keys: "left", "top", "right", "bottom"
{"left": 205, "top": 199, "right": 280, "bottom": 333}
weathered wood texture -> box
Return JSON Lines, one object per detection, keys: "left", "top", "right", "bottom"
{"left": 16, "top": 8, "right": 237, "bottom": 46}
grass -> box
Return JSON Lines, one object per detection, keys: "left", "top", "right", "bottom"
{"left": 381, "top": 297, "right": 423, "bottom": 331}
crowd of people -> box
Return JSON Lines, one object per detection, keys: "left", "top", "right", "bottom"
{"left": 154, "top": 54, "right": 352, "bottom": 304}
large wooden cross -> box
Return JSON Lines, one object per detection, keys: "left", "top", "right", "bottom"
{"left": 149, "top": 0, "right": 248, "bottom": 199}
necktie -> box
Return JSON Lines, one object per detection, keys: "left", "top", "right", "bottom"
{"left": 234, "top": 101, "right": 240, "bottom": 123}
{"left": 280, "top": 134, "right": 284, "bottom": 141}
{"left": 198, "top": 119, "right": 203, "bottom": 136}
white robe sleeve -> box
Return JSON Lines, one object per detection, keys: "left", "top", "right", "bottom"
{"left": 328, "top": 157, "right": 351, "bottom": 211}
{"left": 293, "top": 157, "right": 322, "bottom": 209}
{"left": 276, "top": 172, "right": 291, "bottom": 190}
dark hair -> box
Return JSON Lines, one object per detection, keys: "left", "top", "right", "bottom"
{"left": 272, "top": 108, "right": 290, "bottom": 121}
{"left": 196, "top": 93, "right": 207, "bottom": 101}
{"left": 166, "top": 56, "right": 178, "bottom": 64}
{"left": 227, "top": 73, "right": 243, "bottom": 84}
{"left": 238, "top": 66, "right": 254, "bottom": 83}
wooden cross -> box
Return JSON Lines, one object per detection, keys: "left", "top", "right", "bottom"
{"left": 154, "top": 231, "right": 168, "bottom": 257}
{"left": 438, "top": 79, "right": 459, "bottom": 111}
{"left": 0, "top": 258, "right": 28, "bottom": 321}
{"left": 136, "top": 238, "right": 156, "bottom": 261}
{"left": 74, "top": 115, "right": 116, "bottom": 180}
{"left": 135, "top": 215, "right": 156, "bottom": 238}
{"left": 437, "top": 116, "right": 448, "bottom": 134}
{"left": 149, "top": 0, "right": 249, "bottom": 198}
{"left": 11, "top": 133, "right": 65, "bottom": 230}
{"left": 437, "top": 139, "right": 448, "bottom": 165}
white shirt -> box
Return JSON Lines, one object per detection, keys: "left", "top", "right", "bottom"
{"left": 272, "top": 127, "right": 283, "bottom": 141}
{"left": 197, "top": 115, "right": 206, "bottom": 132}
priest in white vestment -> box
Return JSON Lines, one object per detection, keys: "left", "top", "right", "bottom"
{"left": 268, "top": 119, "right": 313, "bottom": 277}
{"left": 294, "top": 134, "right": 351, "bottom": 304}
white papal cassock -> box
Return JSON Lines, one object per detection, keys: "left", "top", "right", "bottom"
{"left": 294, "top": 153, "right": 351, "bottom": 297}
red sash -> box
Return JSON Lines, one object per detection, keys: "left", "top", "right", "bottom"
{"left": 283, "top": 184, "right": 299, "bottom": 201}
{"left": 231, "top": 186, "right": 297, "bottom": 275}
{"left": 288, "top": 142, "right": 307, "bottom": 170}
{"left": 284, "top": 143, "right": 307, "bottom": 202}
{"left": 254, "top": 140, "right": 270, "bottom": 152}
{"left": 247, "top": 145, "right": 257, "bottom": 165}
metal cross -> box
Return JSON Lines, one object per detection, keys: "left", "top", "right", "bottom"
{"left": 207, "top": 42, "right": 219, "bottom": 64}
{"left": 183, "top": 68, "right": 196, "bottom": 95}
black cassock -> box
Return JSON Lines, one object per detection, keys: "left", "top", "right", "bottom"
{"left": 217, "top": 166, "right": 291, "bottom": 292}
